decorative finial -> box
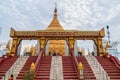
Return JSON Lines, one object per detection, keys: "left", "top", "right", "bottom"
{"left": 54, "top": 2, "right": 57, "bottom": 16}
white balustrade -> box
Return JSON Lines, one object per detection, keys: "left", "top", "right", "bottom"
{"left": 85, "top": 55, "right": 110, "bottom": 80}
{"left": 2, "top": 56, "right": 29, "bottom": 80}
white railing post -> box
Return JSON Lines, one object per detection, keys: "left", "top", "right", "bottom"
{"left": 79, "top": 69, "right": 84, "bottom": 79}
{"left": 78, "top": 62, "right": 84, "bottom": 80}
{"left": 86, "top": 55, "right": 110, "bottom": 80}
{"left": 93, "top": 56, "right": 110, "bottom": 80}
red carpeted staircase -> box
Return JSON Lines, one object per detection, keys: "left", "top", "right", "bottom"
{"left": 17, "top": 56, "right": 37, "bottom": 79}
{"left": 34, "top": 56, "right": 52, "bottom": 80}
{"left": 62, "top": 56, "right": 79, "bottom": 80}
{"left": 77, "top": 56, "right": 96, "bottom": 80}
{"left": 0, "top": 56, "right": 18, "bottom": 79}
{"left": 96, "top": 56, "right": 120, "bottom": 80}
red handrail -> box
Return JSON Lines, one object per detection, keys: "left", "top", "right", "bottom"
{"left": 109, "top": 56, "right": 120, "bottom": 69}
{"left": 35, "top": 48, "right": 44, "bottom": 71}
{"left": 71, "top": 48, "right": 80, "bottom": 80}
{"left": 104, "top": 54, "right": 120, "bottom": 69}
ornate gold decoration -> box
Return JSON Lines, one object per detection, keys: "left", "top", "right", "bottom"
{"left": 68, "top": 38, "right": 75, "bottom": 49}
{"left": 99, "top": 28, "right": 105, "bottom": 37}
{"left": 10, "top": 38, "right": 19, "bottom": 55}
{"left": 13, "top": 30, "right": 101, "bottom": 37}
{"left": 39, "top": 37, "right": 46, "bottom": 49}
{"left": 30, "top": 62, "right": 35, "bottom": 70}
{"left": 30, "top": 46, "right": 37, "bottom": 56}
{"left": 48, "top": 40, "right": 65, "bottom": 55}
{"left": 78, "top": 62, "right": 83, "bottom": 70}
{"left": 10, "top": 28, "right": 15, "bottom": 37}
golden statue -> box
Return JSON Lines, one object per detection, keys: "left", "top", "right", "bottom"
{"left": 30, "top": 45, "right": 37, "bottom": 56}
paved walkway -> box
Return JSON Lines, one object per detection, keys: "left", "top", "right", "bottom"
{"left": 50, "top": 56, "right": 63, "bottom": 80}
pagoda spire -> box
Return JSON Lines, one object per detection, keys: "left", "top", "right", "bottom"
{"left": 46, "top": 3, "right": 64, "bottom": 30}
{"left": 54, "top": 3, "right": 57, "bottom": 17}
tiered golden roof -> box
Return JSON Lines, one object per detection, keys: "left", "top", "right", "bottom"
{"left": 46, "top": 6, "right": 64, "bottom": 30}
{"left": 46, "top": 6, "right": 65, "bottom": 55}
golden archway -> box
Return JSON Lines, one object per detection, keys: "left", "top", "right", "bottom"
{"left": 10, "top": 28, "right": 105, "bottom": 56}
{"left": 9, "top": 6, "right": 105, "bottom": 56}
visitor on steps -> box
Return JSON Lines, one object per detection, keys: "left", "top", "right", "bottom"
{"left": 53, "top": 52, "right": 56, "bottom": 56}
{"left": 9, "top": 74, "right": 14, "bottom": 80}
{"left": 78, "top": 52, "right": 82, "bottom": 56}
{"left": 49, "top": 51, "right": 51, "bottom": 56}
{"left": 92, "top": 51, "right": 94, "bottom": 56}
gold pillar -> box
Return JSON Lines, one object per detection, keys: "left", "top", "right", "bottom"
{"left": 39, "top": 37, "right": 47, "bottom": 49}
{"left": 68, "top": 38, "right": 75, "bottom": 55}
{"left": 94, "top": 38, "right": 104, "bottom": 56}
{"left": 38, "top": 37, "right": 47, "bottom": 55}
{"left": 11, "top": 38, "right": 21, "bottom": 56}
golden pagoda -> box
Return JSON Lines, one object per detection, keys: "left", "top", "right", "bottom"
{"left": 46, "top": 6, "right": 65, "bottom": 56}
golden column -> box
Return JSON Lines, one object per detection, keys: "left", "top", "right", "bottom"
{"left": 68, "top": 37, "right": 75, "bottom": 56}
{"left": 38, "top": 37, "right": 47, "bottom": 55}
{"left": 94, "top": 38, "right": 104, "bottom": 56}
{"left": 11, "top": 38, "right": 21, "bottom": 56}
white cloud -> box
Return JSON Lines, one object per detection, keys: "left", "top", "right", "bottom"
{"left": 58, "top": 0, "right": 120, "bottom": 51}
{"left": 106, "top": 5, "right": 120, "bottom": 22}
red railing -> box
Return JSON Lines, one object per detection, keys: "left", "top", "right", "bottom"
{"left": 109, "top": 55, "right": 120, "bottom": 69}
{"left": 35, "top": 48, "right": 44, "bottom": 71}
{"left": 71, "top": 48, "right": 80, "bottom": 80}
{"left": 103, "top": 53, "right": 120, "bottom": 69}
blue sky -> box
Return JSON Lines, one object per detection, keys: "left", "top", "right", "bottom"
{"left": 0, "top": 0, "right": 120, "bottom": 52}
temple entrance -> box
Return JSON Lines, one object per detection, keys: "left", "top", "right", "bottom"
{"left": 45, "top": 39, "right": 69, "bottom": 56}
{"left": 9, "top": 6, "right": 105, "bottom": 56}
